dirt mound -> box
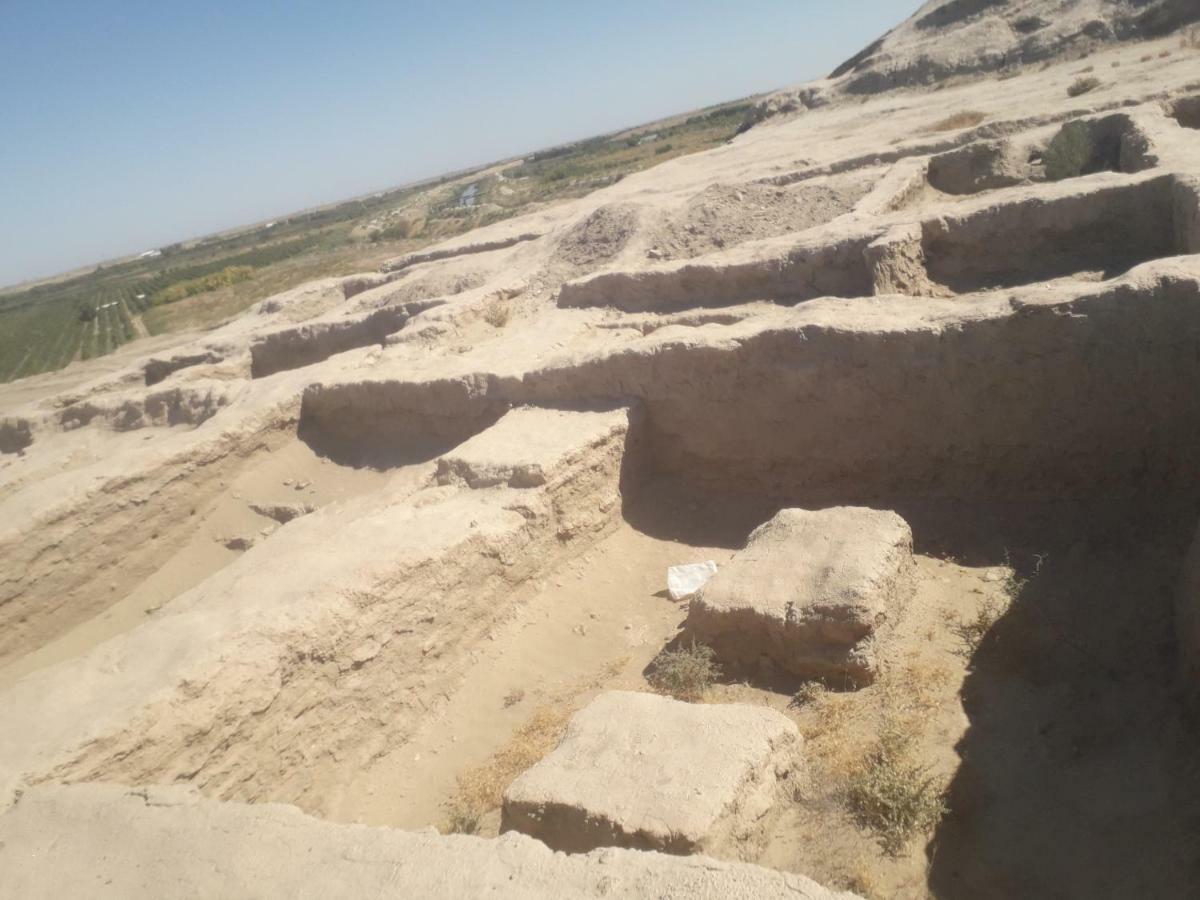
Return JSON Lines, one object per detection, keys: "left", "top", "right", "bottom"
{"left": 747, "top": 0, "right": 1200, "bottom": 125}
{"left": 838, "top": 0, "right": 1200, "bottom": 94}
{"left": 552, "top": 203, "right": 640, "bottom": 271}
{"left": 649, "top": 178, "right": 868, "bottom": 260}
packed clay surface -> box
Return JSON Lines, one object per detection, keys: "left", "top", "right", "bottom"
{"left": 0, "top": 783, "right": 858, "bottom": 900}
{"left": 3, "top": 1, "right": 1200, "bottom": 896}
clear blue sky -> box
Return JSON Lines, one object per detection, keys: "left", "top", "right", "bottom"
{"left": 0, "top": 0, "right": 914, "bottom": 287}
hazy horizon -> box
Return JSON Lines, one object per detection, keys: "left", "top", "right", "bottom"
{"left": 1, "top": 0, "right": 915, "bottom": 289}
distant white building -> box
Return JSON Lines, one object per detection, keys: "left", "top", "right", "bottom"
{"left": 138, "top": 249, "right": 162, "bottom": 259}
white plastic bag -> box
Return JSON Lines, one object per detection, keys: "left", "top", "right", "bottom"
{"left": 667, "top": 560, "right": 718, "bottom": 601}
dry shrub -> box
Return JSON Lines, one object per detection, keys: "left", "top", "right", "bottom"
{"left": 444, "top": 705, "right": 572, "bottom": 833}
{"left": 1068, "top": 76, "right": 1102, "bottom": 97}
{"left": 1141, "top": 53, "right": 1154, "bottom": 63}
{"left": 847, "top": 726, "right": 947, "bottom": 856}
{"left": 790, "top": 680, "right": 827, "bottom": 709}
{"left": 951, "top": 595, "right": 1008, "bottom": 658}
{"left": 482, "top": 300, "right": 511, "bottom": 328}
{"left": 647, "top": 641, "right": 721, "bottom": 702}
{"left": 922, "top": 110, "right": 986, "bottom": 133}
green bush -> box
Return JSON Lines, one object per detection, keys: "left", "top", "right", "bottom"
{"left": 847, "top": 728, "right": 946, "bottom": 855}
{"left": 648, "top": 641, "right": 721, "bottom": 702}
{"left": 152, "top": 265, "right": 254, "bottom": 305}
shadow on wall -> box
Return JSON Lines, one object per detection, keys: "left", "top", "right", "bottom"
{"left": 297, "top": 380, "right": 509, "bottom": 469}
{"left": 926, "top": 499, "right": 1200, "bottom": 899}
{"left": 627, "top": 466, "right": 1200, "bottom": 897}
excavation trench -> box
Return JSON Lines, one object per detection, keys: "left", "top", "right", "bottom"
{"left": 7, "top": 259, "right": 1200, "bottom": 895}
{"left": 305, "top": 268, "right": 1200, "bottom": 891}
{"left": 305, "top": 266, "right": 1200, "bottom": 501}
{"left": 922, "top": 173, "right": 1184, "bottom": 291}
{"left": 250, "top": 300, "right": 443, "bottom": 379}
{"left": 555, "top": 171, "right": 1195, "bottom": 313}
{"left": 0, "top": 393, "right": 411, "bottom": 680}
{"left": 925, "top": 113, "right": 1157, "bottom": 197}
{"left": 0, "top": 406, "right": 641, "bottom": 815}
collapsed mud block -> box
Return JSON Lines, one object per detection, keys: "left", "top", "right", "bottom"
{"left": 688, "top": 507, "right": 914, "bottom": 686}
{"left": 501, "top": 691, "right": 802, "bottom": 858}
{"left": 0, "top": 783, "right": 858, "bottom": 900}
{"left": 436, "top": 406, "right": 633, "bottom": 489}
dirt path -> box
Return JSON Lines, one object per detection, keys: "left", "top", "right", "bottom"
{"left": 124, "top": 298, "right": 151, "bottom": 339}
{"left": 329, "top": 517, "right": 738, "bottom": 829}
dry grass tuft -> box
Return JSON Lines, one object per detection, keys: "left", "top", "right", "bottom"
{"left": 1067, "top": 76, "right": 1102, "bottom": 97}
{"left": 648, "top": 641, "right": 721, "bottom": 702}
{"left": 922, "top": 110, "right": 987, "bottom": 133}
{"left": 846, "top": 726, "right": 947, "bottom": 856}
{"left": 444, "top": 704, "right": 573, "bottom": 833}
{"left": 442, "top": 657, "right": 631, "bottom": 833}
{"left": 886, "top": 657, "right": 951, "bottom": 713}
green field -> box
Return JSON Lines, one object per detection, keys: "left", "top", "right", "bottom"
{"left": 0, "top": 97, "right": 754, "bottom": 384}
